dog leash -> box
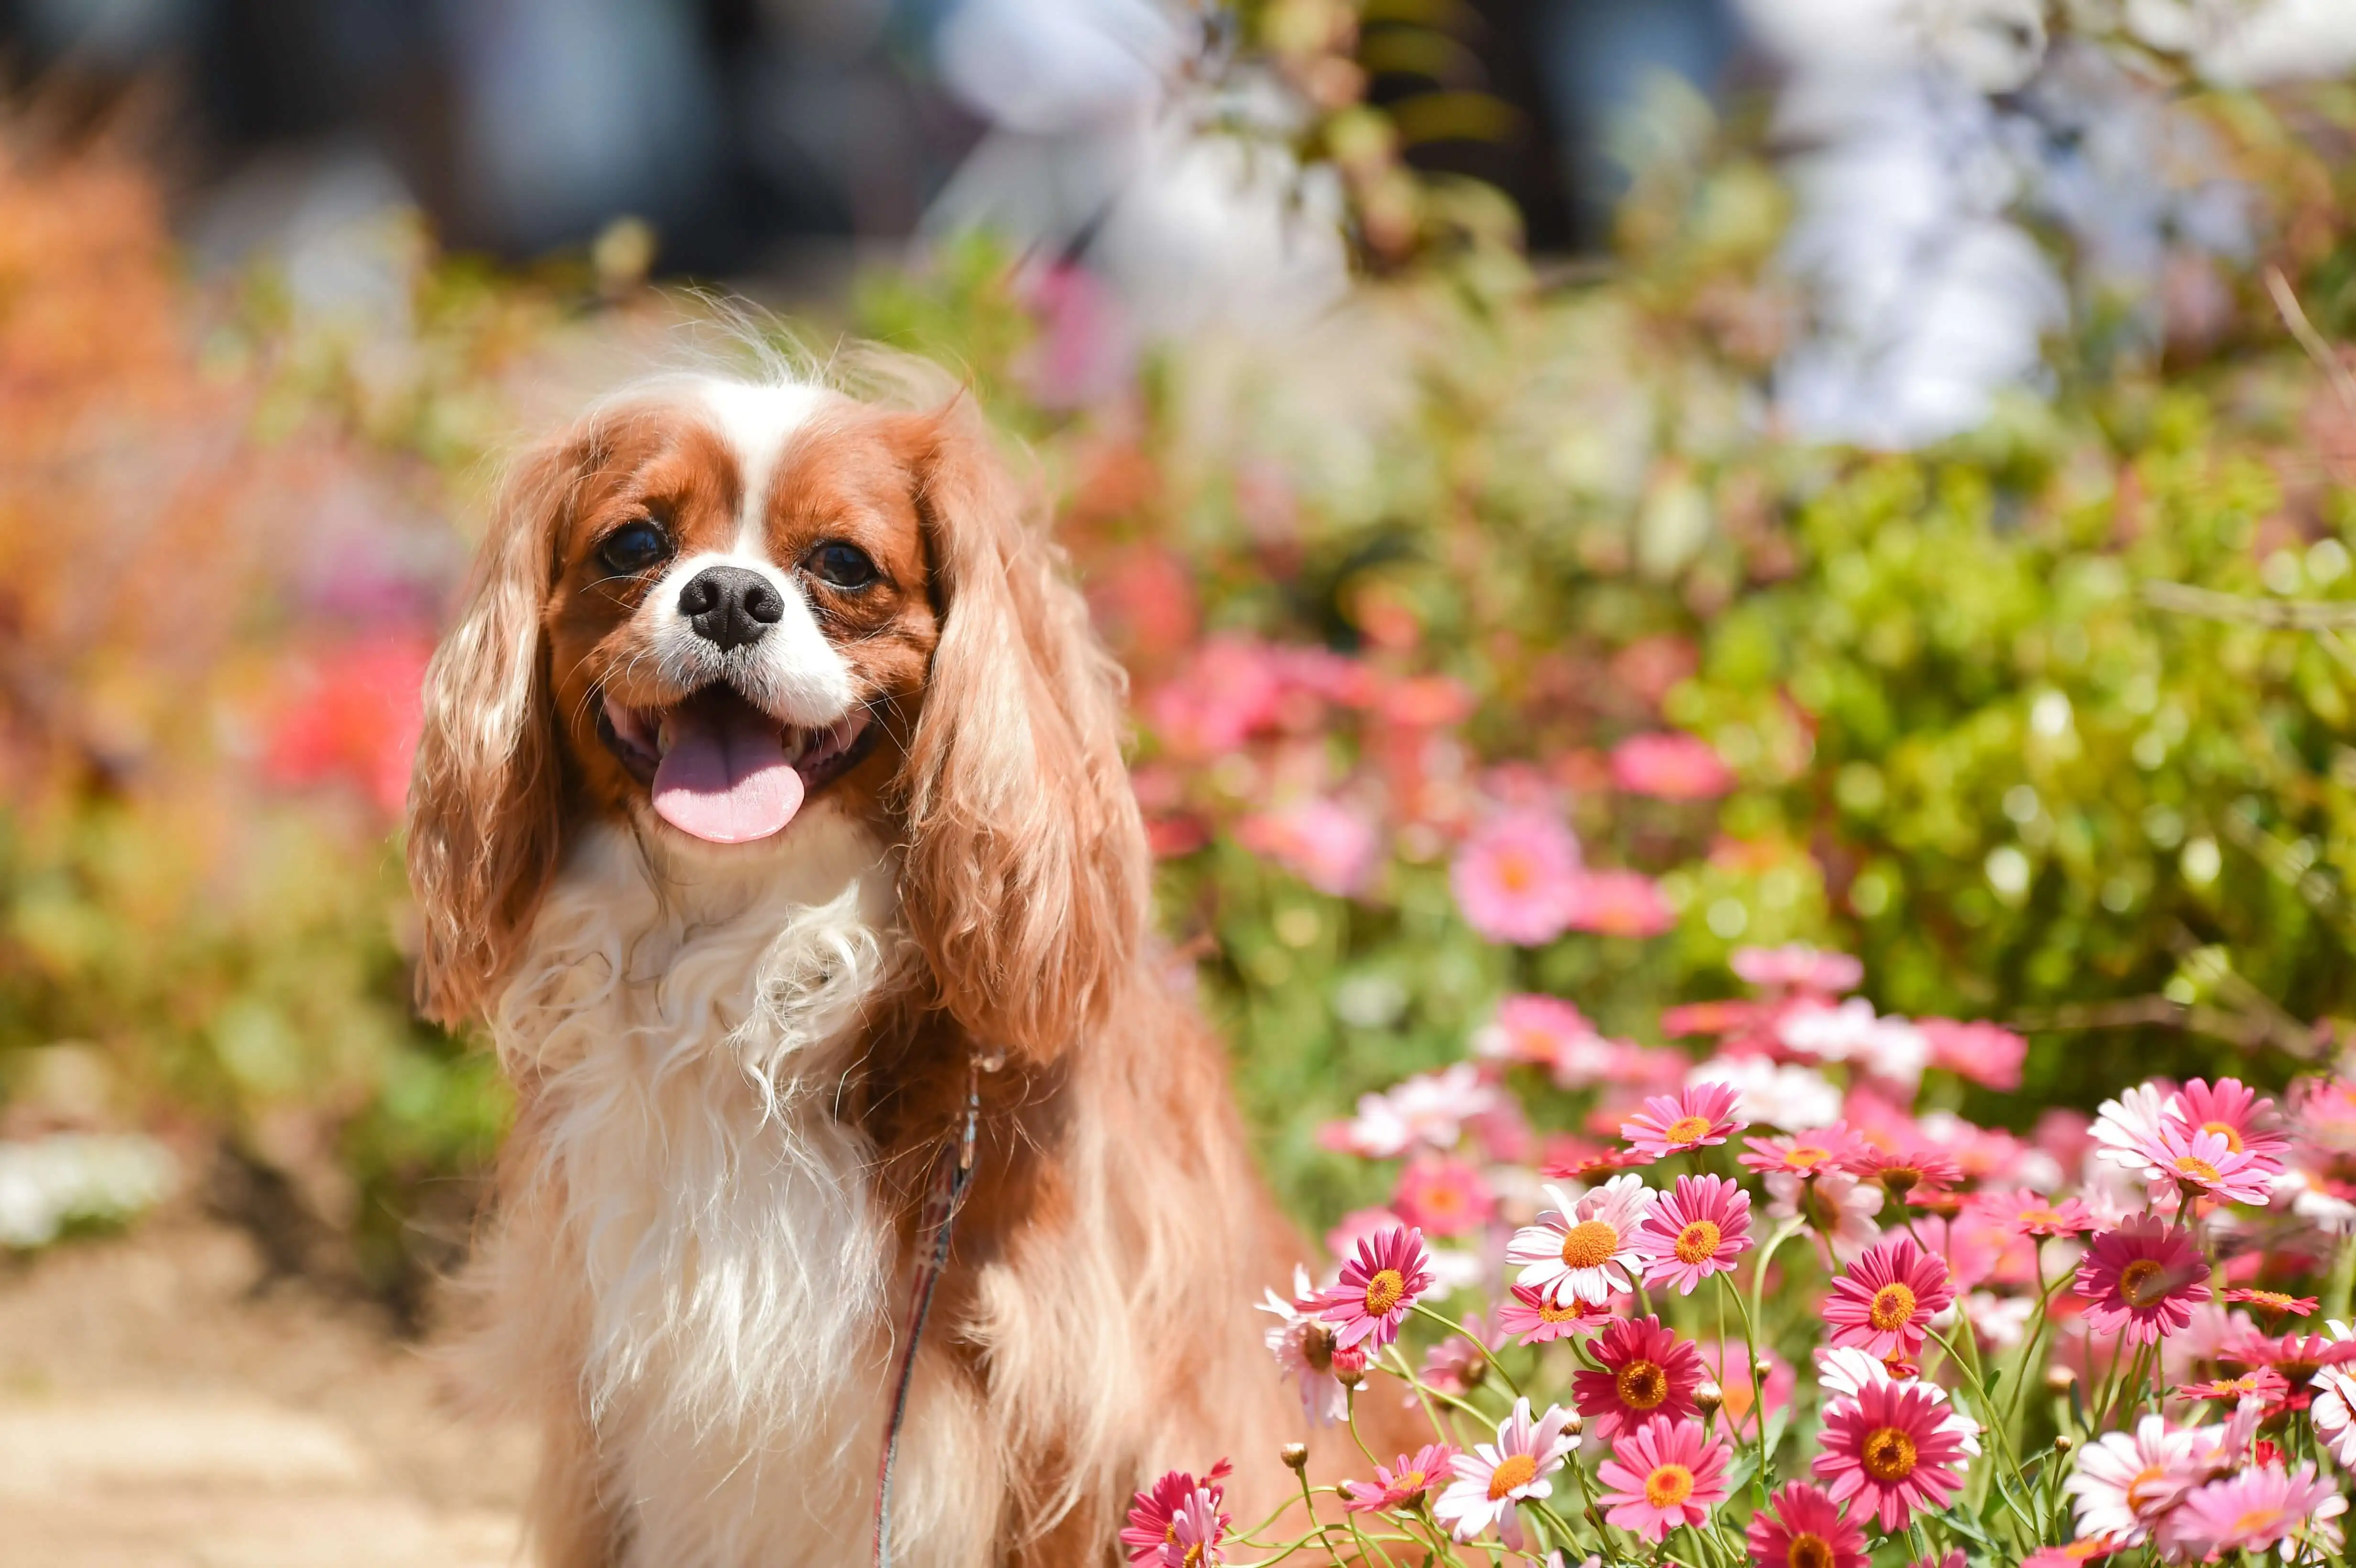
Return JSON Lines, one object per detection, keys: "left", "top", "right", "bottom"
{"left": 870, "top": 1053, "right": 982, "bottom": 1568}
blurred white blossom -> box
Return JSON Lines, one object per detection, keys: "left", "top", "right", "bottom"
{"left": 0, "top": 1134, "right": 176, "bottom": 1250}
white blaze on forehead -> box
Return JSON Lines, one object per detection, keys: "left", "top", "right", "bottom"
{"left": 693, "top": 378, "right": 833, "bottom": 554}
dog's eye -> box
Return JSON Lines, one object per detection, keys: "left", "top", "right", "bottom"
{"left": 599, "top": 521, "right": 671, "bottom": 575}
{"left": 807, "top": 541, "right": 879, "bottom": 589}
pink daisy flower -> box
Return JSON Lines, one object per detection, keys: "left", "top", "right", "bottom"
{"left": 2092, "top": 1083, "right": 2178, "bottom": 1168}
{"left": 2020, "top": 1545, "right": 2117, "bottom": 1568}
{"left": 1595, "top": 1416, "right": 1732, "bottom": 1544}
{"left": 2074, "top": 1216, "right": 2209, "bottom": 1346}
{"left": 2174, "top": 1369, "right": 2291, "bottom": 1406}
{"left": 1341, "top": 1443, "right": 1459, "bottom": 1514}
{"left": 1824, "top": 1235, "right": 1954, "bottom": 1360}
{"left": 1815, "top": 1378, "right": 1969, "bottom": 1531}
{"left": 1497, "top": 1281, "right": 1621, "bottom": 1345}
{"left": 1572, "top": 1313, "right": 1705, "bottom": 1437}
{"left": 1475, "top": 994, "right": 1613, "bottom": 1084}
{"left": 2161, "top": 1464, "right": 2347, "bottom": 1562}
{"left": 1916, "top": 1017, "right": 2027, "bottom": 1090}
{"left": 1258, "top": 1266, "right": 1353, "bottom": 1424}
{"left": 1731, "top": 944, "right": 1864, "bottom": 994}
{"left": 1418, "top": 1316, "right": 1495, "bottom": 1398}
{"left": 1390, "top": 1155, "right": 1495, "bottom": 1239}
{"left": 1450, "top": 809, "right": 1582, "bottom": 946}
{"left": 1314, "top": 1225, "right": 1434, "bottom": 1350}
{"left": 1766, "top": 1168, "right": 1885, "bottom": 1267}
{"left": 1562, "top": 869, "right": 1677, "bottom": 937}
{"left": 1839, "top": 1143, "right": 1962, "bottom": 1205}
{"left": 2064, "top": 1414, "right": 2203, "bottom": 1546}
{"left": 1122, "top": 1461, "right": 1232, "bottom": 1565}
{"left": 2168, "top": 1076, "right": 2290, "bottom": 1172}
{"left": 1634, "top": 1174, "right": 1753, "bottom": 1295}
{"left": 1746, "top": 1481, "right": 1869, "bottom": 1568}
{"left": 1159, "top": 1485, "right": 1230, "bottom": 1568}
{"left": 1432, "top": 1398, "right": 1577, "bottom": 1549}
{"left": 1507, "top": 1175, "right": 1655, "bottom": 1306}
{"left": 1622, "top": 1081, "right": 1746, "bottom": 1160}
{"left": 2131, "top": 1122, "right": 2273, "bottom": 1205}
{"left": 1235, "top": 797, "right": 1380, "bottom": 898}
{"left": 2224, "top": 1287, "right": 2319, "bottom": 1318}
{"left": 1740, "top": 1126, "right": 1860, "bottom": 1176}
{"left": 1971, "top": 1187, "right": 2096, "bottom": 1239}
{"left": 1610, "top": 731, "right": 1734, "bottom": 800}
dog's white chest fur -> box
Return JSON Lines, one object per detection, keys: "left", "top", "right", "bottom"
{"left": 487, "top": 811, "right": 993, "bottom": 1568}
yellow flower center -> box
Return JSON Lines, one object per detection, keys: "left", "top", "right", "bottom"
{"left": 2172, "top": 1154, "right": 2221, "bottom": 1183}
{"left": 1675, "top": 1219, "right": 1723, "bottom": 1264}
{"left": 1789, "top": 1534, "right": 1834, "bottom": 1568}
{"left": 1665, "top": 1115, "right": 1712, "bottom": 1144}
{"left": 1395, "top": 1469, "right": 1424, "bottom": 1496}
{"left": 1540, "top": 1297, "right": 1597, "bottom": 1324}
{"left": 1560, "top": 1219, "right": 1621, "bottom": 1269}
{"left": 1868, "top": 1282, "right": 1919, "bottom": 1332}
{"left": 2231, "top": 1508, "right": 2287, "bottom": 1539}
{"left": 1182, "top": 1546, "right": 1204, "bottom": 1568}
{"left": 2202, "top": 1120, "right": 2245, "bottom": 1154}
{"left": 1860, "top": 1426, "right": 1917, "bottom": 1483}
{"left": 2242, "top": 1290, "right": 2295, "bottom": 1311}
{"left": 2117, "top": 1258, "right": 2171, "bottom": 1308}
{"left": 1786, "top": 1145, "right": 1831, "bottom": 1169}
{"left": 1644, "top": 1462, "right": 1695, "bottom": 1510}
{"left": 1363, "top": 1268, "right": 1406, "bottom": 1317}
{"left": 1616, "top": 1359, "right": 1668, "bottom": 1410}
{"left": 2019, "top": 1208, "right": 2063, "bottom": 1227}
{"left": 1486, "top": 1452, "right": 1538, "bottom": 1501}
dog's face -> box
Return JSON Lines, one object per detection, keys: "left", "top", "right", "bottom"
{"left": 542, "top": 384, "right": 938, "bottom": 847}
{"left": 408, "top": 367, "right": 1147, "bottom": 1056}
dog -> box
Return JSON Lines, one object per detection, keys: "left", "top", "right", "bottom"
{"left": 406, "top": 355, "right": 1401, "bottom": 1566}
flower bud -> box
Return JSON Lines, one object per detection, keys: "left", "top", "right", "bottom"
{"left": 2054, "top": 1434, "right": 2073, "bottom": 1453}
{"left": 1560, "top": 1409, "right": 1582, "bottom": 1437}
{"left": 2044, "top": 1363, "right": 2077, "bottom": 1395}
{"left": 1694, "top": 1381, "right": 1725, "bottom": 1418}
{"left": 1281, "top": 1442, "right": 1309, "bottom": 1472}
{"left": 1330, "top": 1343, "right": 1370, "bottom": 1383}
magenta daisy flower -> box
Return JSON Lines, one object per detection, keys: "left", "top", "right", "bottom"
{"left": 1506, "top": 1175, "right": 1654, "bottom": 1305}
{"left": 1634, "top": 1173, "right": 1753, "bottom": 1295}
{"left": 1622, "top": 1080, "right": 1745, "bottom": 1160}
{"left": 1814, "top": 1378, "right": 1969, "bottom": 1531}
{"left": 2169, "top": 1076, "right": 2290, "bottom": 1172}
{"left": 1341, "top": 1443, "right": 1460, "bottom": 1514}
{"left": 2073, "top": 1216, "right": 2209, "bottom": 1346}
{"left": 2131, "top": 1122, "right": 2273, "bottom": 1205}
{"left": 1160, "top": 1485, "right": 1230, "bottom": 1568}
{"left": 1497, "top": 1281, "right": 1619, "bottom": 1345}
{"left": 1390, "top": 1155, "right": 1495, "bottom": 1238}
{"left": 2224, "top": 1286, "right": 2319, "bottom": 1318}
{"left": 1840, "top": 1144, "right": 1962, "bottom": 1205}
{"left": 1432, "top": 1397, "right": 1577, "bottom": 1549}
{"left": 1747, "top": 1481, "right": 1869, "bottom": 1568}
{"left": 2160, "top": 1464, "right": 2347, "bottom": 1562}
{"left": 1121, "top": 1461, "right": 1231, "bottom": 1565}
{"left": 1970, "top": 1187, "right": 2096, "bottom": 1239}
{"left": 1572, "top": 1313, "right": 1704, "bottom": 1437}
{"left": 1314, "top": 1224, "right": 1435, "bottom": 1350}
{"left": 1824, "top": 1235, "right": 1954, "bottom": 1360}
{"left": 1595, "top": 1416, "right": 1732, "bottom": 1544}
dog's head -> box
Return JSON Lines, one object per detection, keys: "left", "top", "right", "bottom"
{"left": 406, "top": 370, "right": 1146, "bottom": 1059}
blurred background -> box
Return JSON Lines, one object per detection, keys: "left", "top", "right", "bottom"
{"left": 3, "top": 0, "right": 2356, "bottom": 1560}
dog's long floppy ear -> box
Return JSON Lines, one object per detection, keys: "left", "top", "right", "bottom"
{"left": 406, "top": 435, "right": 580, "bottom": 1027}
{"left": 898, "top": 399, "right": 1149, "bottom": 1064}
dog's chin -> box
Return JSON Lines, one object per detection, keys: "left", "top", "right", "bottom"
{"left": 595, "top": 682, "right": 881, "bottom": 849}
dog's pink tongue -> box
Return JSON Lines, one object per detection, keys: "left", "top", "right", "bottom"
{"left": 652, "top": 701, "right": 804, "bottom": 843}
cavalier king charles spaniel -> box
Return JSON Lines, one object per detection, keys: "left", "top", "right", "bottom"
{"left": 406, "top": 359, "right": 1404, "bottom": 1567}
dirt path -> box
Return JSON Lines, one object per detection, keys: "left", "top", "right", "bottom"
{"left": 0, "top": 1218, "right": 529, "bottom": 1567}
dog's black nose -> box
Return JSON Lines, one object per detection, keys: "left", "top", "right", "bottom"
{"left": 678, "top": 566, "right": 785, "bottom": 652}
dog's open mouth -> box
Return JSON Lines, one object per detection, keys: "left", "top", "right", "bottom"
{"left": 597, "top": 685, "right": 877, "bottom": 844}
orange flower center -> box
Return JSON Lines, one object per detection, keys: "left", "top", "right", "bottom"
{"left": 2117, "top": 1258, "right": 2171, "bottom": 1308}
{"left": 2019, "top": 1208, "right": 2063, "bottom": 1227}
{"left": 1868, "top": 1282, "right": 1919, "bottom": 1332}
{"left": 1675, "top": 1219, "right": 1723, "bottom": 1264}
{"left": 1496, "top": 855, "right": 1537, "bottom": 894}
{"left": 1616, "top": 1359, "right": 1668, "bottom": 1409}
{"left": 2126, "top": 1464, "right": 2171, "bottom": 1513}
{"left": 1486, "top": 1452, "right": 1538, "bottom": 1501}
{"left": 1789, "top": 1534, "right": 1834, "bottom": 1568}
{"left": 1860, "top": 1426, "right": 1917, "bottom": 1483}
{"left": 1664, "top": 1115, "right": 1712, "bottom": 1144}
{"left": 1540, "top": 1297, "right": 1597, "bottom": 1324}
{"left": 2242, "top": 1290, "right": 2295, "bottom": 1311}
{"left": 1560, "top": 1219, "right": 1621, "bottom": 1269}
{"left": 1395, "top": 1469, "right": 1424, "bottom": 1497}
{"left": 1644, "top": 1462, "right": 1695, "bottom": 1509}
{"left": 2172, "top": 1154, "right": 2221, "bottom": 1183}
{"left": 1363, "top": 1268, "right": 1406, "bottom": 1317}
{"left": 2201, "top": 1120, "right": 2245, "bottom": 1154}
